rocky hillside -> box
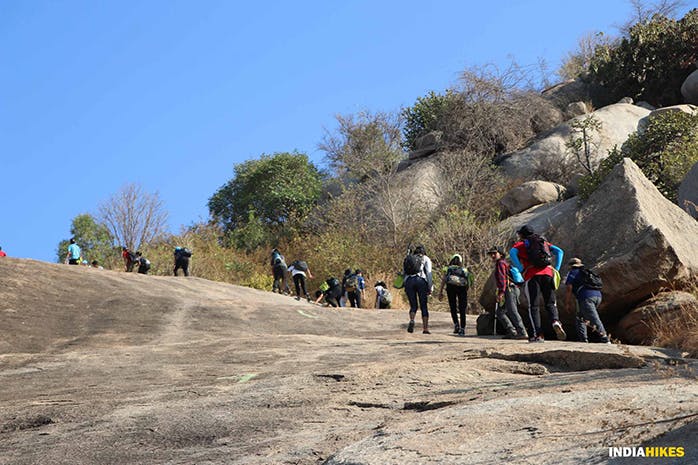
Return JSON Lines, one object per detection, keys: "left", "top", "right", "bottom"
{"left": 0, "top": 259, "right": 696, "bottom": 464}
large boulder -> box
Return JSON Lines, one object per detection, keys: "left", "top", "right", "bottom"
{"left": 614, "top": 291, "right": 698, "bottom": 344}
{"left": 648, "top": 104, "right": 698, "bottom": 120}
{"left": 500, "top": 181, "right": 567, "bottom": 216}
{"left": 407, "top": 131, "right": 442, "bottom": 161}
{"left": 497, "top": 103, "right": 650, "bottom": 180}
{"left": 678, "top": 161, "right": 698, "bottom": 219}
{"left": 390, "top": 158, "right": 443, "bottom": 218}
{"left": 541, "top": 79, "right": 591, "bottom": 107}
{"left": 681, "top": 69, "right": 698, "bottom": 104}
{"left": 486, "top": 159, "right": 698, "bottom": 334}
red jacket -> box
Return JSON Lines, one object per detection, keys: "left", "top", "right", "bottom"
{"left": 512, "top": 240, "right": 554, "bottom": 281}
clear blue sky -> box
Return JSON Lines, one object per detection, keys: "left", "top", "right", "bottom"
{"left": 0, "top": 0, "right": 659, "bottom": 261}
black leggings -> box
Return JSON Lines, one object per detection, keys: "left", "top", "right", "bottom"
{"left": 446, "top": 285, "right": 467, "bottom": 328}
{"left": 293, "top": 274, "right": 308, "bottom": 298}
{"left": 525, "top": 274, "right": 559, "bottom": 337}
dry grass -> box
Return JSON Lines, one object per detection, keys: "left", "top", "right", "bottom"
{"left": 648, "top": 286, "right": 698, "bottom": 358}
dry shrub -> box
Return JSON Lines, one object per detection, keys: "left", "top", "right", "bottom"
{"left": 648, "top": 289, "right": 698, "bottom": 358}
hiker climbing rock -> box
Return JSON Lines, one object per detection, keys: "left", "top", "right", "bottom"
{"left": 374, "top": 281, "right": 392, "bottom": 309}
{"left": 66, "top": 239, "right": 81, "bottom": 265}
{"left": 122, "top": 247, "right": 135, "bottom": 272}
{"left": 488, "top": 246, "right": 528, "bottom": 339}
{"left": 343, "top": 269, "right": 364, "bottom": 308}
{"left": 316, "top": 276, "right": 342, "bottom": 307}
{"left": 270, "top": 248, "right": 290, "bottom": 294}
{"left": 565, "top": 258, "right": 609, "bottom": 343}
{"left": 288, "top": 259, "right": 313, "bottom": 302}
{"left": 134, "top": 252, "right": 151, "bottom": 275}
{"left": 174, "top": 246, "right": 192, "bottom": 276}
{"left": 403, "top": 245, "right": 433, "bottom": 334}
{"left": 437, "top": 254, "right": 472, "bottom": 337}
{"left": 510, "top": 225, "right": 565, "bottom": 342}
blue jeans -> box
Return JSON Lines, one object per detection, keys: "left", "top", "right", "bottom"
{"left": 576, "top": 295, "right": 608, "bottom": 342}
{"left": 405, "top": 276, "right": 429, "bottom": 318}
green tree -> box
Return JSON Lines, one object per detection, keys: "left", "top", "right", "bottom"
{"left": 565, "top": 115, "right": 603, "bottom": 174}
{"left": 587, "top": 8, "right": 698, "bottom": 107}
{"left": 401, "top": 90, "right": 456, "bottom": 151}
{"left": 57, "top": 214, "right": 116, "bottom": 265}
{"left": 208, "top": 152, "right": 322, "bottom": 237}
{"left": 578, "top": 111, "right": 698, "bottom": 201}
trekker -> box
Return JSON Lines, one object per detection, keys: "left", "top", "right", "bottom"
{"left": 565, "top": 258, "right": 609, "bottom": 344}
{"left": 403, "top": 245, "right": 433, "bottom": 334}
{"left": 91, "top": 260, "right": 103, "bottom": 269}
{"left": 510, "top": 225, "right": 565, "bottom": 343}
{"left": 271, "top": 248, "right": 290, "bottom": 294}
{"left": 344, "top": 269, "right": 364, "bottom": 308}
{"left": 66, "top": 239, "right": 81, "bottom": 265}
{"left": 0, "top": 246, "right": 6, "bottom": 257}
{"left": 174, "top": 246, "right": 192, "bottom": 276}
{"left": 122, "top": 247, "right": 135, "bottom": 272}
{"left": 374, "top": 281, "right": 392, "bottom": 309}
{"left": 288, "top": 260, "right": 313, "bottom": 302}
{"left": 488, "top": 246, "right": 528, "bottom": 339}
{"left": 134, "top": 252, "right": 151, "bottom": 275}
{"left": 437, "top": 254, "right": 472, "bottom": 337}
{"left": 318, "top": 276, "right": 343, "bottom": 307}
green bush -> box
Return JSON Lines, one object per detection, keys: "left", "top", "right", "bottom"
{"left": 578, "top": 111, "right": 698, "bottom": 201}
{"left": 587, "top": 8, "right": 698, "bottom": 107}
{"left": 401, "top": 90, "right": 456, "bottom": 151}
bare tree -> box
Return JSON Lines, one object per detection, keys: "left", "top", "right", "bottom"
{"left": 619, "top": 0, "right": 687, "bottom": 35}
{"left": 98, "top": 183, "right": 169, "bottom": 251}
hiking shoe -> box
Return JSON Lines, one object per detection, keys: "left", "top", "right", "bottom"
{"left": 453, "top": 324, "right": 460, "bottom": 334}
{"left": 528, "top": 336, "right": 545, "bottom": 343}
{"left": 458, "top": 328, "right": 465, "bottom": 337}
{"left": 306, "top": 294, "right": 312, "bottom": 303}
{"left": 422, "top": 330, "right": 431, "bottom": 334}
{"left": 552, "top": 321, "right": 567, "bottom": 340}
{"left": 407, "top": 321, "right": 415, "bottom": 333}
{"left": 294, "top": 296, "right": 301, "bottom": 301}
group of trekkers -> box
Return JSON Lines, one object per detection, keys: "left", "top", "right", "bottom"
{"left": 272, "top": 222, "right": 608, "bottom": 344}
{"left": 64, "top": 240, "right": 192, "bottom": 277}
{"left": 398, "top": 224, "right": 608, "bottom": 343}
{"left": 270, "top": 249, "right": 391, "bottom": 309}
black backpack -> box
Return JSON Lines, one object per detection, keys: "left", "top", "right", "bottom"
{"left": 326, "top": 277, "right": 340, "bottom": 289}
{"left": 292, "top": 260, "right": 308, "bottom": 272}
{"left": 344, "top": 274, "right": 359, "bottom": 291}
{"left": 576, "top": 268, "right": 603, "bottom": 291}
{"left": 403, "top": 253, "right": 423, "bottom": 276}
{"left": 525, "top": 234, "right": 552, "bottom": 268}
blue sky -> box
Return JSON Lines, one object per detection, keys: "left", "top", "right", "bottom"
{"left": 0, "top": 1, "right": 666, "bottom": 261}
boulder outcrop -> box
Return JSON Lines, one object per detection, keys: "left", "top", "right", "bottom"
{"left": 614, "top": 291, "right": 698, "bottom": 344}
{"left": 678, "top": 161, "right": 698, "bottom": 219}
{"left": 681, "top": 69, "right": 698, "bottom": 104}
{"left": 483, "top": 159, "right": 698, "bottom": 339}
{"left": 500, "top": 181, "right": 567, "bottom": 216}
{"left": 497, "top": 103, "right": 650, "bottom": 180}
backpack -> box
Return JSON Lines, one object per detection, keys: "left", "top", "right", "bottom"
{"left": 379, "top": 289, "right": 393, "bottom": 306}
{"left": 292, "top": 260, "right": 308, "bottom": 272}
{"left": 446, "top": 266, "right": 469, "bottom": 287}
{"left": 142, "top": 258, "right": 151, "bottom": 271}
{"left": 525, "top": 234, "right": 552, "bottom": 268}
{"left": 403, "top": 253, "right": 423, "bottom": 276}
{"left": 344, "top": 274, "right": 359, "bottom": 292}
{"left": 509, "top": 265, "right": 524, "bottom": 285}
{"left": 576, "top": 268, "right": 603, "bottom": 292}
{"left": 326, "top": 277, "right": 340, "bottom": 289}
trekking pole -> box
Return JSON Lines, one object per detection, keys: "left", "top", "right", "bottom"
{"left": 493, "top": 301, "right": 498, "bottom": 336}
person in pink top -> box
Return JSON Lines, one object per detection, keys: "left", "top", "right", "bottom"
{"left": 0, "top": 246, "right": 6, "bottom": 257}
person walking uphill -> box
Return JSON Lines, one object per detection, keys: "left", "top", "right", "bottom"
{"left": 174, "top": 246, "right": 192, "bottom": 276}
{"left": 66, "top": 239, "right": 81, "bottom": 265}
{"left": 270, "top": 248, "right": 290, "bottom": 294}
{"left": 403, "top": 245, "right": 433, "bottom": 334}
{"left": 565, "top": 258, "right": 609, "bottom": 343}
{"left": 122, "top": 247, "right": 135, "bottom": 272}
{"left": 438, "top": 254, "right": 473, "bottom": 337}
{"left": 488, "top": 246, "right": 528, "bottom": 339}
{"left": 288, "top": 260, "right": 313, "bottom": 302}
{"left": 510, "top": 225, "right": 565, "bottom": 342}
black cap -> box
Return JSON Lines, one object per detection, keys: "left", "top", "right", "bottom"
{"left": 517, "top": 225, "right": 534, "bottom": 237}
